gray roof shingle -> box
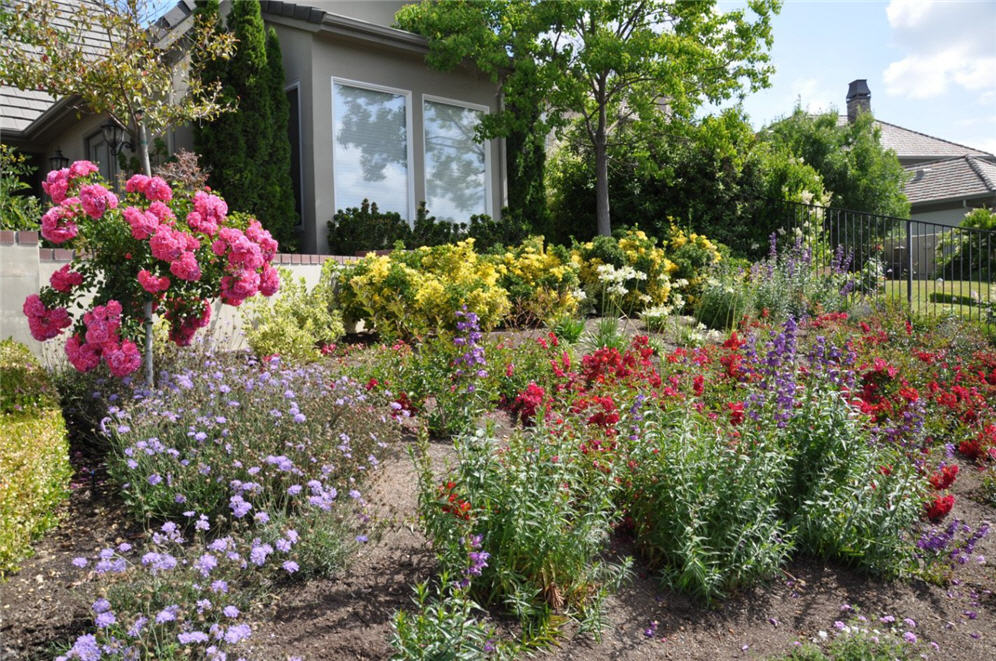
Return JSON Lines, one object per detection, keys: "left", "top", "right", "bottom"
{"left": 904, "top": 156, "right": 996, "bottom": 205}
{"left": 836, "top": 115, "right": 994, "bottom": 161}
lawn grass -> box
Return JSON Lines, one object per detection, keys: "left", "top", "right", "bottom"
{"left": 883, "top": 279, "right": 993, "bottom": 322}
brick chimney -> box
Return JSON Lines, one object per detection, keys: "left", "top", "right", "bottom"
{"left": 846, "top": 79, "right": 871, "bottom": 123}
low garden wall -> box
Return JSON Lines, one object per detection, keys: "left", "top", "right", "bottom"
{"left": 0, "top": 230, "right": 354, "bottom": 362}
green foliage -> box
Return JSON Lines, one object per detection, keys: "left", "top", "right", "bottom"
{"left": 0, "top": 340, "right": 72, "bottom": 576}
{"left": 548, "top": 315, "right": 586, "bottom": 344}
{"left": 194, "top": 0, "right": 298, "bottom": 250}
{"left": 936, "top": 207, "right": 996, "bottom": 280}
{"left": 761, "top": 108, "right": 910, "bottom": 219}
{"left": 547, "top": 109, "right": 827, "bottom": 255}
{"left": 778, "top": 388, "right": 926, "bottom": 575}
{"left": 243, "top": 268, "right": 344, "bottom": 363}
{"left": 626, "top": 409, "right": 793, "bottom": 604}
{"left": 391, "top": 569, "right": 504, "bottom": 661}
{"left": 416, "top": 429, "right": 630, "bottom": 637}
{"left": 399, "top": 0, "right": 779, "bottom": 237}
{"left": 328, "top": 200, "right": 528, "bottom": 255}
{"left": 0, "top": 144, "right": 41, "bottom": 230}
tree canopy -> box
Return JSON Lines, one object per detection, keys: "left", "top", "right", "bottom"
{"left": 397, "top": 0, "right": 781, "bottom": 236}
{"left": 0, "top": 0, "right": 235, "bottom": 175}
{"left": 761, "top": 108, "right": 910, "bottom": 219}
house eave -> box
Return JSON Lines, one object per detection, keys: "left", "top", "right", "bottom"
{"left": 909, "top": 192, "right": 996, "bottom": 211}
{"left": 317, "top": 13, "right": 429, "bottom": 54}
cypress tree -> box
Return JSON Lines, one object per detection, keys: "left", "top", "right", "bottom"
{"left": 263, "top": 27, "right": 298, "bottom": 250}
{"left": 193, "top": 0, "right": 298, "bottom": 251}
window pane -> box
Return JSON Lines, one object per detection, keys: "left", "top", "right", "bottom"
{"left": 424, "top": 100, "right": 486, "bottom": 221}
{"left": 333, "top": 83, "right": 409, "bottom": 217}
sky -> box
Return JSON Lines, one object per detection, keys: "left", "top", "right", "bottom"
{"left": 715, "top": 0, "right": 996, "bottom": 155}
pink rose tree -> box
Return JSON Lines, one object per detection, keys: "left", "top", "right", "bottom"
{"left": 24, "top": 161, "right": 280, "bottom": 383}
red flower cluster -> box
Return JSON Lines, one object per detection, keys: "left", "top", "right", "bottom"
{"left": 438, "top": 481, "right": 472, "bottom": 520}
{"left": 925, "top": 494, "right": 954, "bottom": 522}
{"left": 927, "top": 464, "right": 958, "bottom": 490}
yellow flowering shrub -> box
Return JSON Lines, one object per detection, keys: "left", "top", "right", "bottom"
{"left": 328, "top": 239, "right": 509, "bottom": 340}
{"left": 572, "top": 229, "right": 678, "bottom": 314}
{"left": 492, "top": 236, "right": 581, "bottom": 326}
{"left": 665, "top": 226, "right": 724, "bottom": 310}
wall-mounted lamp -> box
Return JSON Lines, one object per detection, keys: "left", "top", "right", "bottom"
{"left": 102, "top": 119, "right": 134, "bottom": 154}
{"left": 49, "top": 148, "right": 70, "bottom": 171}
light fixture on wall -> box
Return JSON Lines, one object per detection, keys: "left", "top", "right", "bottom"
{"left": 49, "top": 148, "right": 69, "bottom": 171}
{"left": 101, "top": 119, "right": 134, "bottom": 154}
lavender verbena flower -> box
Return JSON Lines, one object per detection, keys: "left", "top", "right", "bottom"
{"left": 223, "top": 623, "right": 252, "bottom": 644}
{"left": 178, "top": 631, "right": 210, "bottom": 644}
{"left": 94, "top": 610, "right": 116, "bottom": 628}
{"left": 155, "top": 605, "right": 179, "bottom": 623}
{"left": 210, "top": 579, "right": 229, "bottom": 594}
{"left": 92, "top": 598, "right": 111, "bottom": 614}
{"left": 194, "top": 553, "right": 218, "bottom": 577}
{"left": 282, "top": 560, "right": 299, "bottom": 574}
{"left": 223, "top": 605, "right": 240, "bottom": 618}
{"left": 66, "top": 634, "right": 101, "bottom": 661}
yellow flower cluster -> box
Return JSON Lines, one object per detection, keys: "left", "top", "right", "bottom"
{"left": 572, "top": 229, "right": 678, "bottom": 314}
{"left": 665, "top": 226, "right": 724, "bottom": 309}
{"left": 330, "top": 240, "right": 509, "bottom": 340}
{"left": 493, "top": 236, "right": 580, "bottom": 326}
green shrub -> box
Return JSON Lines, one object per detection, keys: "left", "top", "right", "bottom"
{"left": 0, "top": 144, "right": 41, "bottom": 231}
{"left": 0, "top": 340, "right": 72, "bottom": 576}
{"left": 780, "top": 388, "right": 926, "bottom": 574}
{"left": 328, "top": 200, "right": 528, "bottom": 255}
{"left": 416, "top": 429, "right": 630, "bottom": 638}
{"left": 625, "top": 409, "right": 793, "bottom": 603}
{"left": 243, "top": 267, "right": 345, "bottom": 363}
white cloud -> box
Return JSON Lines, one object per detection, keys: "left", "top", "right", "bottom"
{"left": 883, "top": 0, "right": 996, "bottom": 100}
{"left": 788, "top": 77, "right": 837, "bottom": 113}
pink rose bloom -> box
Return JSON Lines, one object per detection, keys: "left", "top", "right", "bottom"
{"left": 147, "top": 201, "right": 175, "bottom": 223}
{"left": 82, "top": 301, "right": 122, "bottom": 348}
{"left": 22, "top": 295, "right": 71, "bottom": 341}
{"left": 259, "top": 263, "right": 280, "bottom": 297}
{"left": 124, "top": 206, "right": 159, "bottom": 240}
{"left": 143, "top": 177, "right": 173, "bottom": 203}
{"left": 186, "top": 210, "right": 217, "bottom": 237}
{"left": 246, "top": 220, "right": 278, "bottom": 259}
{"left": 149, "top": 225, "right": 184, "bottom": 262}
{"left": 40, "top": 205, "right": 78, "bottom": 244}
{"left": 220, "top": 271, "right": 260, "bottom": 307}
{"left": 66, "top": 334, "right": 101, "bottom": 372}
{"left": 182, "top": 232, "right": 200, "bottom": 252}
{"left": 79, "top": 184, "right": 119, "bottom": 219}
{"left": 50, "top": 264, "right": 84, "bottom": 293}
{"left": 211, "top": 238, "right": 228, "bottom": 256}
{"left": 137, "top": 269, "right": 170, "bottom": 294}
{"left": 169, "top": 251, "right": 201, "bottom": 282}
{"left": 68, "top": 160, "right": 99, "bottom": 179}
{"left": 193, "top": 191, "right": 228, "bottom": 224}
{"left": 104, "top": 340, "right": 141, "bottom": 377}
{"left": 42, "top": 169, "right": 70, "bottom": 204}
{"left": 125, "top": 174, "right": 151, "bottom": 194}
{"left": 228, "top": 234, "right": 264, "bottom": 271}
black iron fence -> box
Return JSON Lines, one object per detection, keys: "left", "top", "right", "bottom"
{"left": 783, "top": 202, "right": 994, "bottom": 329}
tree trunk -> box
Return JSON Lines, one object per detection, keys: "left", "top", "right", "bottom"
{"left": 594, "top": 122, "right": 611, "bottom": 237}
{"left": 138, "top": 119, "right": 154, "bottom": 387}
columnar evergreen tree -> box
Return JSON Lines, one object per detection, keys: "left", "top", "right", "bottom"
{"left": 193, "top": 0, "right": 298, "bottom": 250}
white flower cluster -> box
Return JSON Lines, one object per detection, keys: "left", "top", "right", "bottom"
{"left": 596, "top": 263, "right": 646, "bottom": 298}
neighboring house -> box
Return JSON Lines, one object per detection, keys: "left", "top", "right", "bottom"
{"left": 840, "top": 79, "right": 996, "bottom": 228}
{"left": 0, "top": 0, "right": 506, "bottom": 254}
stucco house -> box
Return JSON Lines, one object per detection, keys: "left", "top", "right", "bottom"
{"left": 841, "top": 79, "right": 996, "bottom": 228}
{"left": 1, "top": 0, "right": 506, "bottom": 254}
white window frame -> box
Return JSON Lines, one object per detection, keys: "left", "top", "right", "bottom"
{"left": 421, "top": 93, "right": 493, "bottom": 219}
{"left": 285, "top": 80, "right": 304, "bottom": 227}
{"left": 330, "top": 76, "right": 415, "bottom": 220}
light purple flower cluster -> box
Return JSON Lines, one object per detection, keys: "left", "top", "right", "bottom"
{"left": 453, "top": 307, "right": 488, "bottom": 393}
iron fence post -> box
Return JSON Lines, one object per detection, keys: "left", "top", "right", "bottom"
{"left": 905, "top": 218, "right": 913, "bottom": 309}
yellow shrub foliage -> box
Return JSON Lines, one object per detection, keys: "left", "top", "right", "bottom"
{"left": 0, "top": 341, "right": 72, "bottom": 577}
{"left": 329, "top": 239, "right": 510, "bottom": 340}
{"left": 493, "top": 236, "right": 581, "bottom": 326}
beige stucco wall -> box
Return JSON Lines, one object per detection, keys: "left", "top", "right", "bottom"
{"left": 269, "top": 16, "right": 504, "bottom": 253}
